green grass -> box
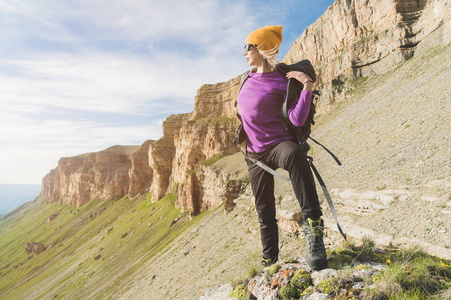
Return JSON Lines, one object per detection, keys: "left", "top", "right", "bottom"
{"left": 229, "top": 238, "right": 451, "bottom": 299}
{"left": 0, "top": 193, "right": 211, "bottom": 300}
{"left": 367, "top": 246, "right": 451, "bottom": 299}
{"left": 200, "top": 153, "right": 225, "bottom": 166}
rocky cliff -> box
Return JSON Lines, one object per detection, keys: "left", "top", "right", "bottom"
{"left": 42, "top": 145, "right": 146, "bottom": 207}
{"left": 159, "top": 79, "right": 241, "bottom": 216}
{"left": 283, "top": 0, "right": 450, "bottom": 111}
{"left": 41, "top": 0, "right": 450, "bottom": 216}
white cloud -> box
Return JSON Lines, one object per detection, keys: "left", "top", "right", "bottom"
{"left": 2, "top": 53, "right": 187, "bottom": 114}
{"left": 0, "top": 48, "right": 247, "bottom": 117}
{"left": 68, "top": 0, "right": 250, "bottom": 43}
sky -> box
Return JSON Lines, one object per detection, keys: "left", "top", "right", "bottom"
{"left": 0, "top": 0, "right": 335, "bottom": 185}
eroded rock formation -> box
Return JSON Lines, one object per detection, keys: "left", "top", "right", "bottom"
{"left": 173, "top": 81, "right": 241, "bottom": 209}
{"left": 129, "top": 140, "right": 153, "bottom": 198}
{"left": 41, "top": 145, "right": 142, "bottom": 207}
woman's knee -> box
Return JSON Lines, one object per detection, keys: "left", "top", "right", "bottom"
{"left": 281, "top": 142, "right": 307, "bottom": 169}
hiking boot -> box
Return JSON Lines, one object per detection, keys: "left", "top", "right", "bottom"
{"left": 260, "top": 257, "right": 278, "bottom": 267}
{"left": 304, "top": 218, "right": 327, "bottom": 270}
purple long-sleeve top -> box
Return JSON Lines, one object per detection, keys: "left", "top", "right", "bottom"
{"left": 237, "top": 71, "right": 312, "bottom": 153}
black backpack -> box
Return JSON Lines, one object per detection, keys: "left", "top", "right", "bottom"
{"left": 279, "top": 87, "right": 341, "bottom": 165}
{"left": 275, "top": 61, "right": 341, "bottom": 164}
{"left": 280, "top": 88, "right": 319, "bottom": 154}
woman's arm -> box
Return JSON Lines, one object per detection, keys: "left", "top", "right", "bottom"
{"left": 287, "top": 91, "right": 312, "bottom": 126}
{"left": 285, "top": 71, "right": 314, "bottom": 126}
{"left": 286, "top": 71, "right": 313, "bottom": 91}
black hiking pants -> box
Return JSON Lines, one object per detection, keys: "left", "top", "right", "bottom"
{"left": 246, "top": 140, "right": 322, "bottom": 261}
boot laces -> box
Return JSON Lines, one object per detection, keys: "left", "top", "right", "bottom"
{"left": 308, "top": 223, "right": 325, "bottom": 255}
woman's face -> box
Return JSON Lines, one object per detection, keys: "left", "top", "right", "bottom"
{"left": 244, "top": 44, "right": 263, "bottom": 67}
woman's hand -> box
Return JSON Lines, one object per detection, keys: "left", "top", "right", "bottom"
{"left": 286, "top": 71, "right": 313, "bottom": 91}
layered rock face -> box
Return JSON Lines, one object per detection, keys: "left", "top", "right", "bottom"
{"left": 283, "top": 0, "right": 450, "bottom": 111}
{"left": 153, "top": 79, "right": 242, "bottom": 216}
{"left": 41, "top": 145, "right": 146, "bottom": 207}
{"left": 148, "top": 114, "right": 186, "bottom": 203}
{"left": 129, "top": 140, "right": 153, "bottom": 198}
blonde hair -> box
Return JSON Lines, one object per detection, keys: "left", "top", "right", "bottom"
{"left": 251, "top": 44, "right": 279, "bottom": 72}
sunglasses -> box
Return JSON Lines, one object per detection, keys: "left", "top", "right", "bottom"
{"left": 244, "top": 43, "right": 256, "bottom": 52}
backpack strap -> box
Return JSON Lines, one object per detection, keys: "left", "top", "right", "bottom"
{"left": 234, "top": 70, "right": 251, "bottom": 122}
{"left": 281, "top": 78, "right": 303, "bottom": 121}
{"left": 239, "top": 70, "right": 251, "bottom": 90}
{"left": 282, "top": 88, "right": 342, "bottom": 166}
{"left": 308, "top": 137, "right": 342, "bottom": 166}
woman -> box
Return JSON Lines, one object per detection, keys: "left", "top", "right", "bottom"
{"left": 236, "top": 25, "right": 327, "bottom": 270}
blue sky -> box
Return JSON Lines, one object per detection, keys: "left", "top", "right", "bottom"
{"left": 0, "top": 0, "right": 335, "bottom": 184}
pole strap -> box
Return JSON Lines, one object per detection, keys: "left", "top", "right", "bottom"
{"left": 308, "top": 136, "right": 342, "bottom": 166}
{"left": 238, "top": 148, "right": 290, "bottom": 181}
{"left": 308, "top": 156, "right": 347, "bottom": 240}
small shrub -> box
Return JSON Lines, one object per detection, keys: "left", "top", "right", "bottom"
{"left": 342, "top": 240, "right": 357, "bottom": 251}
{"left": 317, "top": 278, "right": 339, "bottom": 294}
{"left": 427, "top": 259, "right": 451, "bottom": 278}
{"left": 200, "top": 153, "right": 225, "bottom": 166}
{"left": 290, "top": 270, "right": 311, "bottom": 291}
{"left": 354, "top": 264, "right": 370, "bottom": 271}
{"left": 229, "top": 284, "right": 247, "bottom": 300}
{"left": 392, "top": 245, "right": 427, "bottom": 264}
{"left": 327, "top": 248, "right": 355, "bottom": 269}
{"left": 230, "top": 276, "right": 245, "bottom": 289}
{"left": 268, "top": 264, "right": 280, "bottom": 276}
{"left": 361, "top": 235, "right": 375, "bottom": 248}
{"left": 279, "top": 270, "right": 311, "bottom": 300}
{"left": 279, "top": 285, "right": 297, "bottom": 300}
{"left": 247, "top": 264, "right": 259, "bottom": 278}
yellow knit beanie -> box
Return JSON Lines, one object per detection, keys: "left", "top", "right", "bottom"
{"left": 246, "top": 25, "right": 283, "bottom": 54}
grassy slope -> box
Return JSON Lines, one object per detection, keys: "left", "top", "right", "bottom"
{"left": 0, "top": 194, "right": 211, "bottom": 300}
